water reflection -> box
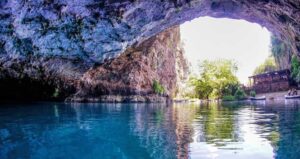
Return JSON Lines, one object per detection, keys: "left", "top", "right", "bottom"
{"left": 1, "top": 101, "right": 300, "bottom": 158}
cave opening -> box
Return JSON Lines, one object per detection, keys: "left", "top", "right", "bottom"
{"left": 175, "top": 16, "right": 294, "bottom": 99}
{"left": 180, "top": 16, "right": 272, "bottom": 85}
{"left": 0, "top": 77, "right": 57, "bottom": 102}
{"left": 0, "top": 77, "right": 75, "bottom": 102}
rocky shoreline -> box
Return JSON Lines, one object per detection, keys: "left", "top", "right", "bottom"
{"left": 67, "top": 94, "right": 171, "bottom": 103}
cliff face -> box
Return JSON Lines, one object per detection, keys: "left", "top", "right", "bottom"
{"left": 0, "top": 26, "right": 188, "bottom": 102}
{"left": 71, "top": 27, "right": 189, "bottom": 102}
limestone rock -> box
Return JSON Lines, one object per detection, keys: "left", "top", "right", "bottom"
{"left": 72, "top": 26, "right": 188, "bottom": 102}
{"left": 0, "top": 0, "right": 299, "bottom": 101}
{"left": 1, "top": 0, "right": 299, "bottom": 62}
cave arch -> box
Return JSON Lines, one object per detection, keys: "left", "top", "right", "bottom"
{"left": 125, "top": 0, "right": 300, "bottom": 58}
{"left": 0, "top": 0, "right": 300, "bottom": 101}
{"left": 0, "top": 0, "right": 299, "bottom": 62}
{"left": 134, "top": 0, "right": 300, "bottom": 56}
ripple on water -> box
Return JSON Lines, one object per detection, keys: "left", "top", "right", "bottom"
{"left": 0, "top": 102, "right": 300, "bottom": 158}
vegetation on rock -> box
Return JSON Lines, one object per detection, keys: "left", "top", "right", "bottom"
{"left": 271, "top": 35, "right": 292, "bottom": 70}
{"left": 52, "top": 88, "right": 60, "bottom": 98}
{"left": 291, "top": 55, "right": 300, "bottom": 83}
{"left": 153, "top": 80, "right": 165, "bottom": 95}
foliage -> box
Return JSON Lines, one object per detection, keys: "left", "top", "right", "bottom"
{"left": 221, "top": 82, "right": 240, "bottom": 97}
{"left": 181, "top": 85, "right": 198, "bottom": 99}
{"left": 270, "top": 35, "right": 292, "bottom": 69}
{"left": 253, "top": 56, "right": 278, "bottom": 75}
{"left": 234, "top": 88, "right": 246, "bottom": 100}
{"left": 189, "top": 76, "right": 214, "bottom": 99}
{"left": 291, "top": 55, "right": 300, "bottom": 83}
{"left": 271, "top": 36, "right": 286, "bottom": 59}
{"left": 250, "top": 90, "right": 256, "bottom": 97}
{"left": 222, "top": 95, "right": 235, "bottom": 101}
{"left": 152, "top": 80, "right": 165, "bottom": 94}
{"left": 189, "top": 59, "right": 240, "bottom": 99}
{"left": 52, "top": 88, "right": 60, "bottom": 98}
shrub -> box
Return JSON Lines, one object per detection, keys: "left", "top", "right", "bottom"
{"left": 222, "top": 95, "right": 236, "bottom": 101}
{"left": 52, "top": 88, "right": 60, "bottom": 98}
{"left": 250, "top": 90, "right": 256, "bottom": 97}
{"left": 291, "top": 55, "right": 300, "bottom": 82}
{"left": 234, "top": 88, "right": 246, "bottom": 100}
{"left": 153, "top": 80, "right": 165, "bottom": 95}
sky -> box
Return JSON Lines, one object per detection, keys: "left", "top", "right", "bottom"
{"left": 180, "top": 16, "right": 271, "bottom": 85}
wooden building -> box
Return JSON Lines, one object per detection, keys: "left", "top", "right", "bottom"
{"left": 248, "top": 69, "right": 291, "bottom": 93}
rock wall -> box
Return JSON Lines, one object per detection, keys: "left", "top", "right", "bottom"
{"left": 0, "top": 26, "right": 188, "bottom": 102}
{"left": 0, "top": 56, "right": 88, "bottom": 100}
{"left": 71, "top": 26, "right": 189, "bottom": 102}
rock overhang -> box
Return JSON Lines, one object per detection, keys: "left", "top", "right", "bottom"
{"left": 1, "top": 0, "right": 299, "bottom": 63}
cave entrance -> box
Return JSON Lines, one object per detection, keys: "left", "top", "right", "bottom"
{"left": 176, "top": 16, "right": 292, "bottom": 99}
{"left": 180, "top": 16, "right": 272, "bottom": 85}
{"left": 0, "top": 77, "right": 68, "bottom": 102}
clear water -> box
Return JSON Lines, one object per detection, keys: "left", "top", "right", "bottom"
{"left": 1, "top": 101, "right": 300, "bottom": 159}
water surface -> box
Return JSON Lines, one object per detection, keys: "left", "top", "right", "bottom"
{"left": 1, "top": 101, "right": 300, "bottom": 159}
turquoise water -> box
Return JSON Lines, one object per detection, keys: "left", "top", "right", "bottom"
{"left": 1, "top": 101, "right": 300, "bottom": 159}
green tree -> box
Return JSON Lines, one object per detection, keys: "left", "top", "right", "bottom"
{"left": 234, "top": 88, "right": 246, "bottom": 100}
{"left": 221, "top": 82, "right": 239, "bottom": 97}
{"left": 189, "top": 59, "right": 240, "bottom": 99}
{"left": 253, "top": 56, "right": 278, "bottom": 75}
{"left": 189, "top": 76, "right": 213, "bottom": 99}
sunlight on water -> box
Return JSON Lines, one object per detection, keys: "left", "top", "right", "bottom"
{"left": 189, "top": 103, "right": 274, "bottom": 159}
{"left": 1, "top": 101, "right": 300, "bottom": 159}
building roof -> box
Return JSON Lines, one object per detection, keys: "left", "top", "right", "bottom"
{"left": 249, "top": 69, "right": 290, "bottom": 78}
